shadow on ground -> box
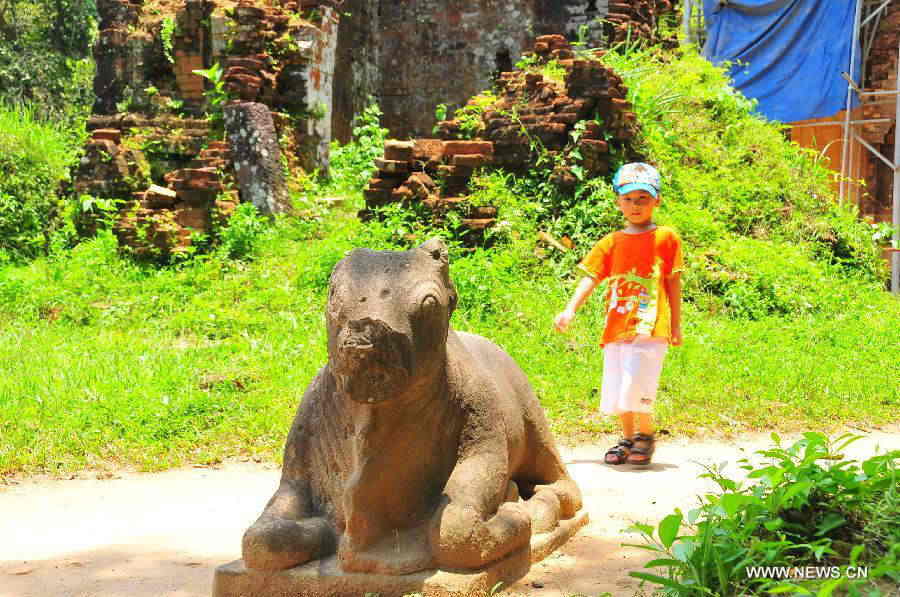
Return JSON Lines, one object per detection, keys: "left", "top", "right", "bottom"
{"left": 1, "top": 546, "right": 221, "bottom": 597}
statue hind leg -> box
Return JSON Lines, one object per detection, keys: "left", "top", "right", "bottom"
{"left": 518, "top": 436, "right": 583, "bottom": 523}
{"left": 429, "top": 448, "right": 532, "bottom": 570}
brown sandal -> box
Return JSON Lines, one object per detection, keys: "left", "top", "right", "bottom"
{"left": 605, "top": 438, "right": 634, "bottom": 465}
{"left": 626, "top": 433, "right": 655, "bottom": 465}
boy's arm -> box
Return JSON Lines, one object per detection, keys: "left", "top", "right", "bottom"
{"left": 554, "top": 275, "right": 600, "bottom": 332}
{"left": 664, "top": 272, "right": 682, "bottom": 345}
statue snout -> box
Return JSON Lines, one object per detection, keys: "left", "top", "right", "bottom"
{"left": 332, "top": 317, "right": 412, "bottom": 404}
{"left": 339, "top": 318, "right": 390, "bottom": 353}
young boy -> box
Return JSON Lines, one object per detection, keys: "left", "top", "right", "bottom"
{"left": 554, "top": 162, "right": 682, "bottom": 466}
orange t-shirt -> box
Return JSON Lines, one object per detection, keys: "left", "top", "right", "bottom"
{"left": 578, "top": 226, "right": 683, "bottom": 346}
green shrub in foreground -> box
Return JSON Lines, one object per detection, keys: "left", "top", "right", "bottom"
{"left": 628, "top": 433, "right": 899, "bottom": 596}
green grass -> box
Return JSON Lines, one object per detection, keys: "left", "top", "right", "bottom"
{"left": 0, "top": 46, "right": 898, "bottom": 478}
{"left": 0, "top": 104, "right": 76, "bottom": 175}
{"left": 0, "top": 206, "right": 896, "bottom": 477}
{"left": 0, "top": 221, "right": 339, "bottom": 474}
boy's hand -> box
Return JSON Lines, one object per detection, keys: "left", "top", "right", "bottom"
{"left": 554, "top": 310, "right": 575, "bottom": 333}
{"left": 670, "top": 326, "right": 682, "bottom": 346}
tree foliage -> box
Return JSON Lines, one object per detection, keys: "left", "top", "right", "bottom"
{"left": 0, "top": 0, "right": 97, "bottom": 122}
{"left": 49, "top": 0, "right": 98, "bottom": 57}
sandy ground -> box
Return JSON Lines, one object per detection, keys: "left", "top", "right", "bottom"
{"left": 2, "top": 428, "right": 898, "bottom": 597}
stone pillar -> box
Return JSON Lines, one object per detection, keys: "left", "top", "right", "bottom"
{"left": 224, "top": 102, "right": 291, "bottom": 215}
{"left": 303, "top": 5, "right": 339, "bottom": 172}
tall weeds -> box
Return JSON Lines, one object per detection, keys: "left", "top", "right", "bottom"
{"left": 0, "top": 102, "right": 81, "bottom": 262}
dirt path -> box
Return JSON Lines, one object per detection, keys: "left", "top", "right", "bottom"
{"left": 2, "top": 428, "right": 898, "bottom": 597}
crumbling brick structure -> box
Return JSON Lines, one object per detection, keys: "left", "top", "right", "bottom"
{"left": 334, "top": 0, "right": 676, "bottom": 140}
{"left": 76, "top": 0, "right": 674, "bottom": 257}
{"left": 361, "top": 35, "right": 641, "bottom": 243}
{"left": 77, "top": 0, "right": 338, "bottom": 258}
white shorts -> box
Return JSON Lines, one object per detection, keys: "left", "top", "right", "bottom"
{"left": 600, "top": 340, "right": 668, "bottom": 415}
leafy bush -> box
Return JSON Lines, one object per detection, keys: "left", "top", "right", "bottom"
{"left": 192, "top": 62, "right": 232, "bottom": 128}
{"left": 436, "top": 91, "right": 498, "bottom": 138}
{"left": 0, "top": 103, "right": 81, "bottom": 262}
{"left": 450, "top": 242, "right": 537, "bottom": 318}
{"left": 628, "top": 433, "right": 899, "bottom": 596}
{"left": 326, "top": 102, "right": 389, "bottom": 196}
{"left": 0, "top": 0, "right": 96, "bottom": 127}
{"left": 161, "top": 16, "right": 176, "bottom": 64}
{"left": 216, "top": 202, "right": 267, "bottom": 260}
{"left": 686, "top": 238, "right": 850, "bottom": 319}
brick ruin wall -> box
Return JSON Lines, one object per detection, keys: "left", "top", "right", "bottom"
{"left": 861, "top": 3, "right": 899, "bottom": 224}
{"left": 76, "top": 0, "right": 339, "bottom": 258}
{"left": 73, "top": 0, "right": 674, "bottom": 256}
{"left": 71, "top": 0, "right": 899, "bottom": 261}
{"left": 333, "top": 0, "right": 674, "bottom": 140}
{"left": 360, "top": 36, "right": 642, "bottom": 243}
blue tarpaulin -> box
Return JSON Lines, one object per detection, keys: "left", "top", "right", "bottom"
{"left": 702, "top": 0, "right": 860, "bottom": 123}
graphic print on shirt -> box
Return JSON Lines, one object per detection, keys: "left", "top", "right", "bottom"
{"left": 606, "top": 263, "right": 660, "bottom": 337}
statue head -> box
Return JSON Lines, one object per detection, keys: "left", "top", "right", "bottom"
{"left": 326, "top": 238, "right": 458, "bottom": 404}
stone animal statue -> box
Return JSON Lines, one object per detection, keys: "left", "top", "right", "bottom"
{"left": 242, "top": 238, "right": 582, "bottom": 575}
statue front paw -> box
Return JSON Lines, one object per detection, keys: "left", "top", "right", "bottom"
{"left": 242, "top": 516, "right": 334, "bottom": 571}
{"left": 338, "top": 525, "right": 434, "bottom": 575}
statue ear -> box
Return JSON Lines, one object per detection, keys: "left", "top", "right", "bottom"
{"left": 418, "top": 237, "right": 448, "bottom": 264}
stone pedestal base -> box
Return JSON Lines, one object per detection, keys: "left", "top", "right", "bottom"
{"left": 212, "top": 511, "right": 588, "bottom": 597}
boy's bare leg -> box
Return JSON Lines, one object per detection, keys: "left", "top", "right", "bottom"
{"left": 619, "top": 412, "right": 635, "bottom": 438}
{"left": 637, "top": 413, "right": 654, "bottom": 436}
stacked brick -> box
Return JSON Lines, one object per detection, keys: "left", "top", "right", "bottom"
{"left": 89, "top": 113, "right": 214, "bottom": 154}
{"left": 362, "top": 35, "right": 640, "bottom": 243}
{"left": 605, "top": 0, "right": 676, "bottom": 46}
{"left": 486, "top": 34, "right": 638, "bottom": 181}
{"left": 224, "top": 55, "right": 271, "bottom": 102}
{"left": 222, "top": 3, "right": 280, "bottom": 103}
{"left": 115, "top": 141, "right": 238, "bottom": 258}
{"left": 92, "top": 0, "right": 144, "bottom": 115}
{"left": 73, "top": 128, "right": 151, "bottom": 202}
{"left": 171, "top": 0, "right": 212, "bottom": 109}
{"left": 71, "top": 115, "right": 235, "bottom": 258}
{"left": 93, "top": 0, "right": 328, "bottom": 116}
{"left": 361, "top": 140, "right": 499, "bottom": 238}
{"left": 220, "top": 1, "right": 323, "bottom": 109}
{"left": 93, "top": 0, "right": 213, "bottom": 115}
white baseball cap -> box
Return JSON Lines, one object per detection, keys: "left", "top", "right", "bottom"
{"left": 613, "top": 162, "right": 660, "bottom": 198}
